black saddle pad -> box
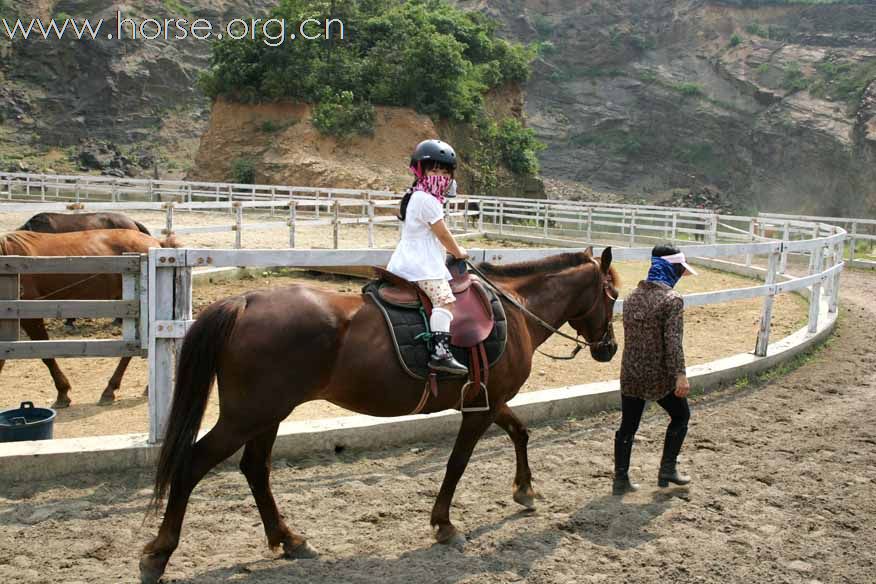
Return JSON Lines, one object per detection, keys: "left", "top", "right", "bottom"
{"left": 362, "top": 279, "right": 508, "bottom": 381}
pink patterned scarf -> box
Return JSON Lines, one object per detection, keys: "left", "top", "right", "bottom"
{"left": 409, "top": 165, "right": 451, "bottom": 204}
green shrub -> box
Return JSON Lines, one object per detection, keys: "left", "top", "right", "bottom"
{"left": 231, "top": 158, "right": 255, "bottom": 184}
{"left": 311, "top": 91, "right": 375, "bottom": 138}
{"left": 745, "top": 23, "right": 767, "bottom": 37}
{"left": 495, "top": 118, "right": 544, "bottom": 175}
{"left": 756, "top": 63, "right": 771, "bottom": 75}
{"left": 782, "top": 62, "right": 809, "bottom": 92}
{"left": 729, "top": 33, "right": 742, "bottom": 47}
{"left": 675, "top": 82, "right": 704, "bottom": 97}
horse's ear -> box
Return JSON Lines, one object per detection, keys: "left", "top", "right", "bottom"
{"left": 584, "top": 246, "right": 594, "bottom": 257}
{"left": 600, "top": 247, "right": 613, "bottom": 275}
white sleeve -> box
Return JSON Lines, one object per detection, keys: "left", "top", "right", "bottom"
{"left": 417, "top": 192, "right": 445, "bottom": 225}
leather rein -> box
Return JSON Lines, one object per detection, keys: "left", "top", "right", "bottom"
{"left": 464, "top": 259, "right": 616, "bottom": 361}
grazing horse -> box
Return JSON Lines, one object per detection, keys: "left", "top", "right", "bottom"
{"left": 18, "top": 212, "right": 152, "bottom": 330}
{"left": 18, "top": 211, "right": 152, "bottom": 236}
{"left": 0, "top": 229, "right": 178, "bottom": 407}
{"left": 140, "top": 247, "right": 620, "bottom": 583}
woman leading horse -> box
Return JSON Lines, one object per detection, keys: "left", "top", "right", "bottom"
{"left": 140, "top": 247, "right": 619, "bottom": 583}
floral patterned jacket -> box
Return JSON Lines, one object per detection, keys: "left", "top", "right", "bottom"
{"left": 620, "top": 280, "right": 687, "bottom": 401}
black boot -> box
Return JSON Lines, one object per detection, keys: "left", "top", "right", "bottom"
{"left": 612, "top": 432, "right": 640, "bottom": 496}
{"left": 658, "top": 425, "right": 691, "bottom": 487}
{"left": 429, "top": 332, "right": 468, "bottom": 376}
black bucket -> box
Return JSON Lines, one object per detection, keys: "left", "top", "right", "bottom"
{"left": 0, "top": 402, "right": 57, "bottom": 443}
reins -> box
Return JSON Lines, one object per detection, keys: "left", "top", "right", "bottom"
{"left": 464, "top": 259, "right": 615, "bottom": 360}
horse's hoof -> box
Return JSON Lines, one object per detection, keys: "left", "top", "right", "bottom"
{"left": 52, "top": 398, "right": 71, "bottom": 409}
{"left": 98, "top": 393, "right": 115, "bottom": 406}
{"left": 433, "top": 523, "right": 465, "bottom": 546}
{"left": 139, "top": 553, "right": 167, "bottom": 584}
{"left": 283, "top": 540, "right": 319, "bottom": 559}
{"left": 513, "top": 489, "right": 537, "bottom": 511}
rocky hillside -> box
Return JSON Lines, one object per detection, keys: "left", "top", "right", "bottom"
{"left": 454, "top": 0, "right": 876, "bottom": 216}
{"left": 1, "top": 0, "right": 875, "bottom": 216}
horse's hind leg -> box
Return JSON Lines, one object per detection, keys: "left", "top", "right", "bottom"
{"left": 140, "top": 419, "right": 247, "bottom": 584}
{"left": 98, "top": 357, "right": 132, "bottom": 405}
{"left": 494, "top": 403, "right": 539, "bottom": 510}
{"left": 20, "top": 318, "right": 72, "bottom": 408}
{"left": 239, "top": 424, "right": 319, "bottom": 559}
{"left": 431, "top": 410, "right": 496, "bottom": 544}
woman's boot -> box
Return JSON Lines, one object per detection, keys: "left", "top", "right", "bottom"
{"left": 658, "top": 426, "right": 691, "bottom": 487}
{"left": 613, "top": 432, "right": 640, "bottom": 495}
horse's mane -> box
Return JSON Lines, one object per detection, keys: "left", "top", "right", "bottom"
{"left": 477, "top": 251, "right": 593, "bottom": 278}
{"left": 477, "top": 250, "right": 620, "bottom": 289}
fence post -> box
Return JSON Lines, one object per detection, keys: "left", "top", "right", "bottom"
{"left": 779, "top": 221, "right": 790, "bottom": 274}
{"left": 543, "top": 204, "right": 549, "bottom": 238}
{"left": 535, "top": 202, "right": 541, "bottom": 232}
{"left": 848, "top": 221, "right": 857, "bottom": 264}
{"left": 807, "top": 245, "right": 825, "bottom": 334}
{"left": 367, "top": 201, "right": 375, "bottom": 248}
{"left": 234, "top": 201, "right": 243, "bottom": 249}
{"left": 40, "top": 174, "right": 46, "bottom": 201}
{"left": 164, "top": 201, "right": 175, "bottom": 236}
{"left": 75, "top": 178, "right": 81, "bottom": 204}
{"left": 122, "top": 254, "right": 138, "bottom": 344}
{"left": 587, "top": 207, "right": 593, "bottom": 241}
{"left": 462, "top": 198, "right": 469, "bottom": 232}
{"left": 0, "top": 273, "right": 20, "bottom": 342}
{"left": 270, "top": 187, "right": 276, "bottom": 217}
{"left": 288, "top": 200, "right": 297, "bottom": 248}
{"left": 755, "top": 247, "right": 781, "bottom": 357}
{"left": 315, "top": 191, "right": 321, "bottom": 219}
{"left": 147, "top": 249, "right": 175, "bottom": 443}
{"left": 745, "top": 218, "right": 756, "bottom": 267}
{"left": 829, "top": 240, "right": 841, "bottom": 314}
{"left": 499, "top": 201, "right": 505, "bottom": 234}
{"left": 333, "top": 200, "right": 340, "bottom": 249}
{"left": 629, "top": 209, "right": 637, "bottom": 247}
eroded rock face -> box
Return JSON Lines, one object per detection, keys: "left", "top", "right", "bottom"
{"left": 452, "top": 0, "right": 876, "bottom": 216}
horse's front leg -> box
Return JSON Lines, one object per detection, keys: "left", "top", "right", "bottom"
{"left": 494, "top": 403, "right": 539, "bottom": 510}
{"left": 431, "top": 409, "right": 496, "bottom": 544}
{"left": 99, "top": 357, "right": 132, "bottom": 405}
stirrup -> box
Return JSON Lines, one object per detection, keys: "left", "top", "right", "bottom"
{"left": 460, "top": 381, "right": 489, "bottom": 413}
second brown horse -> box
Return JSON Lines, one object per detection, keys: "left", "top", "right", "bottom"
{"left": 0, "top": 229, "right": 178, "bottom": 407}
{"left": 141, "top": 247, "right": 620, "bottom": 583}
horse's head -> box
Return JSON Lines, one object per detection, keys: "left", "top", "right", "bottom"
{"left": 568, "top": 247, "right": 619, "bottom": 363}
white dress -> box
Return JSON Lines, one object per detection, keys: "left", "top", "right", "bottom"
{"left": 386, "top": 190, "right": 452, "bottom": 282}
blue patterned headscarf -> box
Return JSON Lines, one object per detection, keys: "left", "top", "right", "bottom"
{"left": 647, "top": 257, "right": 682, "bottom": 288}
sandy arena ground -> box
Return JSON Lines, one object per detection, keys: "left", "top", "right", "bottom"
{"left": 0, "top": 213, "right": 807, "bottom": 438}
{"left": 0, "top": 266, "right": 872, "bottom": 583}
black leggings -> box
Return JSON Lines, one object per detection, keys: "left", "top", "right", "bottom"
{"left": 618, "top": 392, "right": 689, "bottom": 437}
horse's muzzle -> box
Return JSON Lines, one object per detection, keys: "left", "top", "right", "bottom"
{"left": 591, "top": 341, "right": 618, "bottom": 363}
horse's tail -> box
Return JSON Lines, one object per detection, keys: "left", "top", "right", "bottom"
{"left": 149, "top": 296, "right": 246, "bottom": 514}
{"left": 133, "top": 220, "right": 152, "bottom": 236}
{"left": 159, "top": 234, "right": 180, "bottom": 248}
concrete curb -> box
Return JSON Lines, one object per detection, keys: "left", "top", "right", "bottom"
{"left": 0, "top": 260, "right": 838, "bottom": 482}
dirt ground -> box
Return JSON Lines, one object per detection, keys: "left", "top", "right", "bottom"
{"left": 0, "top": 249, "right": 807, "bottom": 439}
{"left": 0, "top": 269, "right": 872, "bottom": 583}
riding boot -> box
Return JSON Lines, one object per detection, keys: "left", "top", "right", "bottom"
{"left": 428, "top": 332, "right": 468, "bottom": 376}
{"left": 658, "top": 425, "right": 691, "bottom": 487}
{"left": 612, "top": 432, "right": 640, "bottom": 496}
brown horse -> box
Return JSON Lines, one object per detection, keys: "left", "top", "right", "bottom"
{"left": 0, "top": 229, "right": 178, "bottom": 408}
{"left": 18, "top": 211, "right": 152, "bottom": 330}
{"left": 140, "top": 247, "right": 619, "bottom": 583}
{"left": 18, "top": 211, "right": 152, "bottom": 236}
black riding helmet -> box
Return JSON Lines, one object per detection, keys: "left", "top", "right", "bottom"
{"left": 411, "top": 139, "right": 457, "bottom": 170}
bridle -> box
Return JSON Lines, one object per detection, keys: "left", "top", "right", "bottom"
{"left": 464, "top": 260, "right": 617, "bottom": 361}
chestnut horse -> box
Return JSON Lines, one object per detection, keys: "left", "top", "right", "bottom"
{"left": 140, "top": 247, "right": 619, "bottom": 583}
{"left": 0, "top": 229, "right": 178, "bottom": 407}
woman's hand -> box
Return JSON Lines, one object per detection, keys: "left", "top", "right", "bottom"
{"left": 454, "top": 246, "right": 469, "bottom": 260}
{"left": 675, "top": 374, "right": 690, "bottom": 398}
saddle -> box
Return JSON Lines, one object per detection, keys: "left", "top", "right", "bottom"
{"left": 363, "top": 259, "right": 508, "bottom": 414}
{"left": 372, "top": 260, "right": 494, "bottom": 348}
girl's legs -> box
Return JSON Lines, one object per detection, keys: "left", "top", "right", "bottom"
{"left": 655, "top": 393, "right": 691, "bottom": 486}
{"left": 614, "top": 395, "right": 647, "bottom": 495}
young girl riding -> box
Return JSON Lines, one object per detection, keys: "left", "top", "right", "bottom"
{"left": 387, "top": 139, "right": 469, "bottom": 376}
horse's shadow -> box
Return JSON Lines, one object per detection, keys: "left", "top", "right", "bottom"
{"left": 178, "top": 492, "right": 676, "bottom": 584}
